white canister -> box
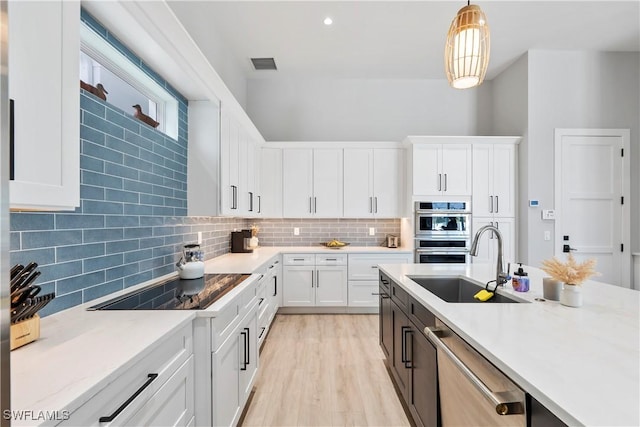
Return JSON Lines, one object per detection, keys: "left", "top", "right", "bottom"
{"left": 559, "top": 283, "right": 582, "bottom": 307}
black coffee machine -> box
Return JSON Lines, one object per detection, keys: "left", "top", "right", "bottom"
{"left": 231, "top": 229, "right": 253, "bottom": 253}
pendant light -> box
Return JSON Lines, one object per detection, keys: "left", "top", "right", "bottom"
{"left": 444, "top": 1, "right": 490, "bottom": 89}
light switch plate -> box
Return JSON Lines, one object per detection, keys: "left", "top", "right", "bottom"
{"left": 542, "top": 210, "right": 556, "bottom": 220}
{"left": 293, "top": 227, "right": 300, "bottom": 236}
{"left": 197, "top": 231, "right": 202, "bottom": 244}
{"left": 544, "top": 231, "right": 551, "bottom": 241}
{"left": 369, "top": 227, "right": 375, "bottom": 236}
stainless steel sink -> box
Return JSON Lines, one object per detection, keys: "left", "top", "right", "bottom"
{"left": 408, "top": 276, "right": 526, "bottom": 303}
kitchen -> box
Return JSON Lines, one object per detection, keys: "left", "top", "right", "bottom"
{"left": 1, "top": 1, "right": 639, "bottom": 427}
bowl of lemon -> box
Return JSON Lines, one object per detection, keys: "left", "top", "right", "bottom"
{"left": 322, "top": 239, "right": 350, "bottom": 249}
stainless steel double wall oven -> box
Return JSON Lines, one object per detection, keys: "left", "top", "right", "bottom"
{"left": 414, "top": 201, "right": 471, "bottom": 264}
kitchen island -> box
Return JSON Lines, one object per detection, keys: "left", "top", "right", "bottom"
{"left": 378, "top": 262, "right": 640, "bottom": 427}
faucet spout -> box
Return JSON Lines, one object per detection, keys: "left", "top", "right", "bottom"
{"left": 470, "top": 225, "right": 509, "bottom": 286}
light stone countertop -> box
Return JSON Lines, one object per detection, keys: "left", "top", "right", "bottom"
{"left": 378, "top": 262, "right": 640, "bottom": 427}
{"left": 203, "top": 245, "right": 413, "bottom": 274}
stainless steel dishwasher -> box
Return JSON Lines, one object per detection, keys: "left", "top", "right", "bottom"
{"left": 426, "top": 319, "right": 526, "bottom": 427}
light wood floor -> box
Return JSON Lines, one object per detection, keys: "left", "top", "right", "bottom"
{"left": 241, "top": 314, "right": 411, "bottom": 427}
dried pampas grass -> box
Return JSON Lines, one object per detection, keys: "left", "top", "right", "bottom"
{"left": 540, "top": 253, "right": 599, "bottom": 285}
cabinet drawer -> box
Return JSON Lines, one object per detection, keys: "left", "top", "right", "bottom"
{"left": 348, "top": 254, "right": 411, "bottom": 280}
{"left": 391, "top": 282, "right": 409, "bottom": 311}
{"left": 283, "top": 254, "right": 315, "bottom": 266}
{"left": 59, "top": 323, "right": 192, "bottom": 427}
{"left": 348, "top": 281, "right": 378, "bottom": 307}
{"left": 315, "top": 253, "right": 347, "bottom": 265}
{"left": 211, "top": 299, "right": 240, "bottom": 351}
{"left": 409, "top": 296, "right": 436, "bottom": 332}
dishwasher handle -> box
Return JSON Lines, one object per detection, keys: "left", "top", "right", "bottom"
{"left": 425, "top": 326, "right": 525, "bottom": 416}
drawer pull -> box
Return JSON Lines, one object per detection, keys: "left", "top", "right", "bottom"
{"left": 371, "top": 265, "right": 378, "bottom": 269}
{"left": 259, "top": 327, "right": 266, "bottom": 339}
{"left": 326, "top": 258, "right": 337, "bottom": 261}
{"left": 259, "top": 298, "right": 265, "bottom": 306}
{"left": 99, "top": 373, "right": 158, "bottom": 423}
{"left": 293, "top": 258, "right": 305, "bottom": 261}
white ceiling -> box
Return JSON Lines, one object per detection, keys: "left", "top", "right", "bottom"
{"left": 167, "top": 1, "right": 640, "bottom": 81}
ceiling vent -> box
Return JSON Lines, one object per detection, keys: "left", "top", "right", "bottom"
{"left": 251, "top": 57, "right": 277, "bottom": 71}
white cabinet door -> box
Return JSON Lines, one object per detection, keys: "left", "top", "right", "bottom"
{"left": 220, "top": 109, "right": 241, "bottom": 215}
{"left": 343, "top": 149, "right": 374, "bottom": 218}
{"left": 472, "top": 145, "right": 493, "bottom": 217}
{"left": 413, "top": 144, "right": 441, "bottom": 196}
{"left": 212, "top": 332, "right": 241, "bottom": 427}
{"left": 472, "top": 217, "right": 516, "bottom": 266}
{"left": 239, "top": 308, "right": 259, "bottom": 405}
{"left": 9, "top": 0, "right": 80, "bottom": 210}
{"left": 283, "top": 149, "right": 313, "bottom": 217}
{"left": 283, "top": 266, "right": 315, "bottom": 306}
{"left": 440, "top": 144, "right": 472, "bottom": 196}
{"left": 260, "top": 148, "right": 282, "bottom": 217}
{"left": 315, "top": 266, "right": 348, "bottom": 306}
{"left": 492, "top": 144, "right": 516, "bottom": 218}
{"left": 494, "top": 217, "right": 516, "bottom": 264}
{"left": 473, "top": 144, "right": 516, "bottom": 218}
{"left": 313, "top": 149, "right": 343, "bottom": 217}
{"left": 124, "top": 356, "right": 195, "bottom": 427}
{"left": 187, "top": 101, "right": 220, "bottom": 216}
{"left": 373, "top": 148, "right": 402, "bottom": 217}
{"left": 348, "top": 280, "right": 379, "bottom": 307}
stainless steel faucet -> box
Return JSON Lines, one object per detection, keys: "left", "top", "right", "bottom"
{"left": 470, "top": 225, "right": 509, "bottom": 287}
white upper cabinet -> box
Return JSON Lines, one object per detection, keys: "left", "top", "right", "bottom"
{"left": 473, "top": 143, "right": 516, "bottom": 218}
{"left": 219, "top": 106, "right": 263, "bottom": 217}
{"left": 343, "top": 148, "right": 402, "bottom": 218}
{"left": 412, "top": 143, "right": 472, "bottom": 196}
{"left": 187, "top": 101, "right": 220, "bottom": 216}
{"left": 282, "top": 148, "right": 343, "bottom": 218}
{"left": 471, "top": 217, "right": 516, "bottom": 265}
{"left": 9, "top": 0, "right": 80, "bottom": 210}
{"left": 259, "top": 148, "right": 282, "bottom": 217}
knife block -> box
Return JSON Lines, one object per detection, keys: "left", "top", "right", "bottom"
{"left": 10, "top": 315, "right": 40, "bottom": 350}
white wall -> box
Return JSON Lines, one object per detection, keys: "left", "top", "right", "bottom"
{"left": 246, "top": 78, "right": 488, "bottom": 141}
{"left": 491, "top": 54, "right": 529, "bottom": 263}
{"left": 523, "top": 50, "right": 639, "bottom": 267}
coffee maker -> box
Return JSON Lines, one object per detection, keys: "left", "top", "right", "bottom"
{"left": 231, "top": 230, "right": 253, "bottom": 253}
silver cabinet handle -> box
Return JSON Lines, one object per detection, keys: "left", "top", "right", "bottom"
{"left": 311, "top": 270, "right": 314, "bottom": 287}
{"left": 444, "top": 173, "right": 448, "bottom": 191}
{"left": 495, "top": 195, "right": 499, "bottom": 213}
{"left": 309, "top": 197, "right": 312, "bottom": 213}
{"left": 316, "top": 270, "right": 320, "bottom": 287}
{"left": 248, "top": 191, "right": 254, "bottom": 212}
{"left": 425, "top": 327, "right": 524, "bottom": 416}
{"left": 438, "top": 173, "right": 442, "bottom": 191}
{"left": 257, "top": 195, "right": 261, "bottom": 214}
{"left": 371, "top": 265, "right": 378, "bottom": 269}
{"left": 314, "top": 197, "right": 317, "bottom": 213}
{"left": 374, "top": 196, "right": 378, "bottom": 213}
{"left": 369, "top": 197, "right": 373, "bottom": 213}
{"left": 490, "top": 196, "right": 493, "bottom": 213}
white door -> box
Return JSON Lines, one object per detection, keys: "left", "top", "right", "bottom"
{"left": 343, "top": 149, "right": 373, "bottom": 217}
{"left": 555, "top": 129, "right": 630, "bottom": 288}
{"left": 413, "top": 144, "right": 441, "bottom": 196}
{"left": 373, "top": 148, "right": 402, "bottom": 217}
{"left": 441, "top": 144, "right": 472, "bottom": 196}
{"left": 313, "top": 149, "right": 343, "bottom": 217}
{"left": 282, "top": 149, "right": 313, "bottom": 217}
{"left": 315, "top": 267, "right": 348, "bottom": 306}
{"left": 282, "top": 266, "right": 315, "bottom": 306}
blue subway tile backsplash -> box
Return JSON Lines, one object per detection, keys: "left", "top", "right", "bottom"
{"left": 10, "top": 10, "right": 248, "bottom": 317}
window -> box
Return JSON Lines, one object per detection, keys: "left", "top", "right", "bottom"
{"left": 79, "top": 22, "right": 179, "bottom": 140}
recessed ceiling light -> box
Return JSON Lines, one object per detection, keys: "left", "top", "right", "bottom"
{"left": 323, "top": 17, "right": 333, "bottom": 26}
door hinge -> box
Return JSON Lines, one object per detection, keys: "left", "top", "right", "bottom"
{"left": 621, "top": 243, "right": 624, "bottom": 252}
{"left": 621, "top": 196, "right": 624, "bottom": 205}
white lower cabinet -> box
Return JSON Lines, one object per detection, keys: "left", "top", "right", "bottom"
{"left": 58, "top": 323, "right": 194, "bottom": 427}
{"left": 283, "top": 254, "right": 347, "bottom": 307}
{"left": 347, "top": 254, "right": 413, "bottom": 307}
{"left": 472, "top": 217, "right": 516, "bottom": 265}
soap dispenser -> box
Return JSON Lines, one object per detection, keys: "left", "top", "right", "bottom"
{"left": 512, "top": 263, "right": 530, "bottom": 292}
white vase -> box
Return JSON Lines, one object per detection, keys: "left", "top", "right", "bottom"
{"left": 559, "top": 283, "right": 582, "bottom": 307}
{"left": 249, "top": 236, "right": 259, "bottom": 249}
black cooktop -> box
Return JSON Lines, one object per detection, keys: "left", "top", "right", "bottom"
{"left": 88, "top": 273, "right": 251, "bottom": 310}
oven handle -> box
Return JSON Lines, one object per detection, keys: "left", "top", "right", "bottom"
{"left": 425, "top": 327, "right": 525, "bottom": 416}
{"left": 415, "top": 248, "right": 469, "bottom": 254}
{"left": 415, "top": 210, "right": 472, "bottom": 215}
